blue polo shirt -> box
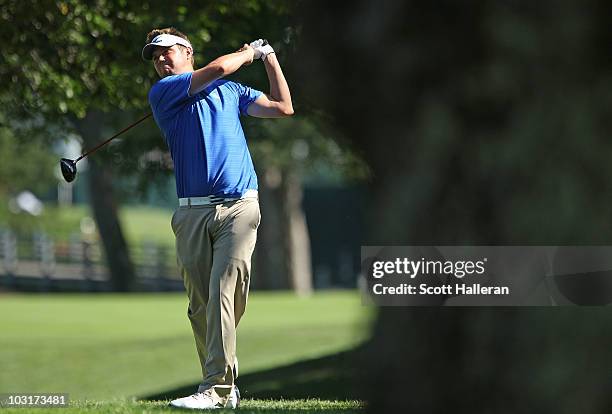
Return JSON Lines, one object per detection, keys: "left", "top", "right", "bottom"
{"left": 148, "top": 72, "right": 262, "bottom": 198}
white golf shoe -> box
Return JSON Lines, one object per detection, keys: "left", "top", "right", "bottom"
{"left": 169, "top": 386, "right": 240, "bottom": 410}
{"left": 227, "top": 385, "right": 241, "bottom": 409}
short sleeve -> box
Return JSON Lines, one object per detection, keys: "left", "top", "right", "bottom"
{"left": 148, "top": 73, "right": 193, "bottom": 120}
{"left": 228, "top": 81, "right": 263, "bottom": 115}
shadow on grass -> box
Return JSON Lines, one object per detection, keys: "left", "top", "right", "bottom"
{"left": 142, "top": 345, "right": 367, "bottom": 402}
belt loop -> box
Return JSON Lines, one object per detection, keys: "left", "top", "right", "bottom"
{"left": 188, "top": 198, "right": 191, "bottom": 208}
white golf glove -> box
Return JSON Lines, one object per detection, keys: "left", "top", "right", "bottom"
{"left": 249, "top": 39, "right": 275, "bottom": 61}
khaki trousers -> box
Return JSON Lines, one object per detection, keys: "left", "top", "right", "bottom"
{"left": 171, "top": 197, "right": 260, "bottom": 398}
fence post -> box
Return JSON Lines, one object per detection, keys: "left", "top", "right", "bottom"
{"left": 38, "top": 233, "right": 55, "bottom": 292}
{"left": 140, "top": 241, "right": 160, "bottom": 291}
{"left": 82, "top": 240, "right": 95, "bottom": 291}
{"left": 156, "top": 244, "right": 168, "bottom": 290}
{"left": 1, "top": 229, "right": 18, "bottom": 289}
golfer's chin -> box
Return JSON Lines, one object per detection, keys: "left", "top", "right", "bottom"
{"left": 157, "top": 67, "right": 175, "bottom": 78}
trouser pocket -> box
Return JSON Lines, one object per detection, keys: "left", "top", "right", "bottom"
{"left": 171, "top": 209, "right": 181, "bottom": 235}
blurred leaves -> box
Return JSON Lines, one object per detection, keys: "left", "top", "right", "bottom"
{"left": 246, "top": 116, "right": 370, "bottom": 183}
{"left": 0, "top": 115, "right": 57, "bottom": 196}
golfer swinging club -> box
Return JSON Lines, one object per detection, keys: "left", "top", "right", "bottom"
{"left": 142, "top": 27, "right": 293, "bottom": 409}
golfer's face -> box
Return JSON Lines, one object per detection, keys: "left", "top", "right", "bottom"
{"left": 152, "top": 45, "right": 189, "bottom": 78}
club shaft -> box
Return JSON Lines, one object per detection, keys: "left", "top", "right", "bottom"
{"left": 75, "top": 112, "right": 152, "bottom": 163}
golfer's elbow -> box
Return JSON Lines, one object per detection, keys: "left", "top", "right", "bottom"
{"left": 214, "top": 62, "right": 230, "bottom": 77}
{"left": 279, "top": 103, "right": 294, "bottom": 117}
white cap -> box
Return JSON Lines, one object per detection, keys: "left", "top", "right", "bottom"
{"left": 142, "top": 34, "right": 193, "bottom": 60}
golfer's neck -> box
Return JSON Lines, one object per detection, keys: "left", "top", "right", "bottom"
{"left": 175, "top": 63, "right": 194, "bottom": 75}
{"left": 161, "top": 64, "right": 193, "bottom": 78}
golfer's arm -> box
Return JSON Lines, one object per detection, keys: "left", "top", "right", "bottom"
{"left": 189, "top": 50, "right": 253, "bottom": 96}
{"left": 247, "top": 53, "right": 294, "bottom": 118}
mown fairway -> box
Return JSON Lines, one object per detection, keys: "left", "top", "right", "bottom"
{"left": 0, "top": 291, "right": 371, "bottom": 412}
{"left": 0, "top": 399, "right": 364, "bottom": 413}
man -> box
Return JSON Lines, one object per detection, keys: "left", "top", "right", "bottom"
{"left": 142, "top": 28, "right": 293, "bottom": 409}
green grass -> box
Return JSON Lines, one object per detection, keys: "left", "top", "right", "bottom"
{"left": 0, "top": 291, "right": 372, "bottom": 405}
{"left": 0, "top": 398, "right": 364, "bottom": 413}
{"left": 120, "top": 206, "right": 174, "bottom": 248}
{"left": 0, "top": 202, "right": 175, "bottom": 248}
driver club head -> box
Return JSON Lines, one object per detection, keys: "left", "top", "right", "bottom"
{"left": 60, "top": 158, "right": 77, "bottom": 183}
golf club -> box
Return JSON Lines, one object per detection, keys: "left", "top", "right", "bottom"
{"left": 60, "top": 112, "right": 152, "bottom": 182}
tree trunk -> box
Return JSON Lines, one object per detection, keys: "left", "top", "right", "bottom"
{"left": 255, "top": 165, "right": 313, "bottom": 294}
{"left": 74, "top": 112, "right": 136, "bottom": 292}
{"left": 254, "top": 166, "right": 286, "bottom": 289}
{"left": 280, "top": 167, "right": 313, "bottom": 296}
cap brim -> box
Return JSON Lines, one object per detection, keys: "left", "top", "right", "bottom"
{"left": 142, "top": 34, "right": 193, "bottom": 60}
{"left": 142, "top": 41, "right": 170, "bottom": 60}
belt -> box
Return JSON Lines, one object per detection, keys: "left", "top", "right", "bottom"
{"left": 179, "top": 189, "right": 258, "bottom": 207}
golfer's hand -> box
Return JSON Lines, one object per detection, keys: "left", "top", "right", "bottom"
{"left": 249, "top": 39, "right": 275, "bottom": 61}
{"left": 237, "top": 44, "right": 255, "bottom": 66}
